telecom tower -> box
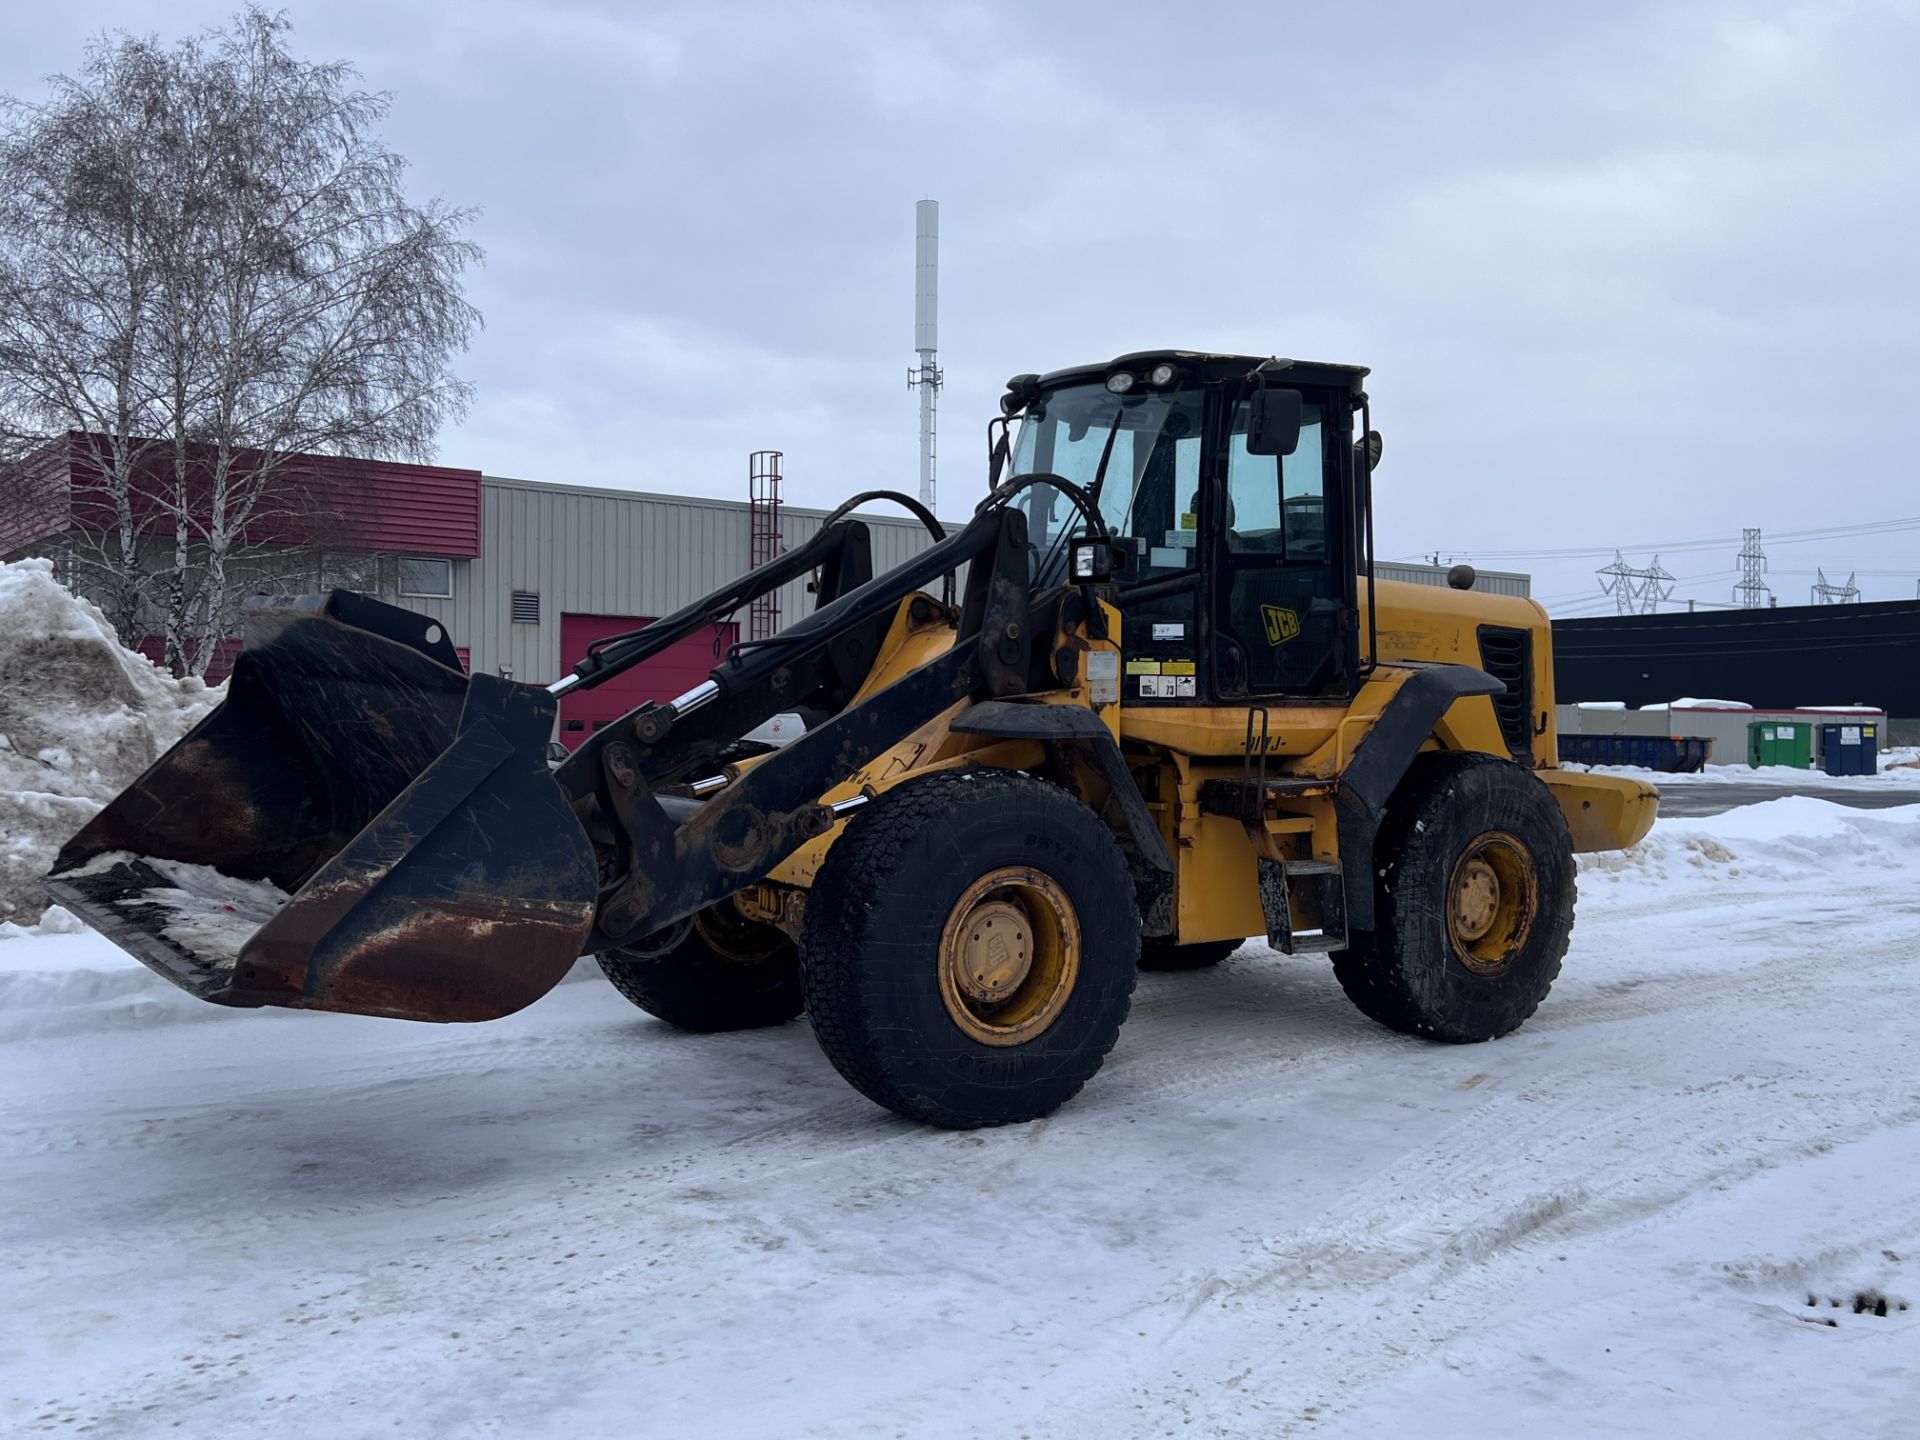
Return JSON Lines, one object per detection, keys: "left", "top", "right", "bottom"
{"left": 1733, "top": 528, "right": 1771, "bottom": 608}
{"left": 907, "top": 199, "right": 943, "bottom": 511}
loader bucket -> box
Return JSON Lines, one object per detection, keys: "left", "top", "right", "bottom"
{"left": 44, "top": 594, "right": 599, "bottom": 1022}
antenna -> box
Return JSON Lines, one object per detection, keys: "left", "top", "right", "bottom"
{"left": 907, "top": 199, "right": 943, "bottom": 511}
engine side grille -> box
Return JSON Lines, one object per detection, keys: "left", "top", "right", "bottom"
{"left": 1476, "top": 626, "right": 1533, "bottom": 760}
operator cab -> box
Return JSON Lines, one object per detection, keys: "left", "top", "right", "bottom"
{"left": 1001, "top": 350, "right": 1375, "bottom": 706}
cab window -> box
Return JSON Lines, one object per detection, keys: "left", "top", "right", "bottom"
{"left": 1225, "top": 403, "right": 1327, "bottom": 562}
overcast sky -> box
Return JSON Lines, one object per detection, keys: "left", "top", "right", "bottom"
{"left": 6, "top": 1, "right": 1917, "bottom": 612}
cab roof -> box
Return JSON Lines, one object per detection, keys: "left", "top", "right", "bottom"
{"left": 1027, "top": 349, "right": 1370, "bottom": 395}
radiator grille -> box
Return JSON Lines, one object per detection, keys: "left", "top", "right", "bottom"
{"left": 1477, "top": 626, "right": 1533, "bottom": 759}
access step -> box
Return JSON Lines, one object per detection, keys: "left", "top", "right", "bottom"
{"left": 1256, "top": 856, "right": 1348, "bottom": 956}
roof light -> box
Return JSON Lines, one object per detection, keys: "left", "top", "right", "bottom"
{"left": 1105, "top": 371, "right": 1135, "bottom": 395}
{"left": 1149, "top": 362, "right": 1177, "bottom": 387}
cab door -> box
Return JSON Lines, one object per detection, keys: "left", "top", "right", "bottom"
{"left": 1209, "top": 389, "right": 1357, "bottom": 699}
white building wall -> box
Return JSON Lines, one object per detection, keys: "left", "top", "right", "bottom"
{"left": 403, "top": 477, "right": 950, "bottom": 684}
{"left": 1375, "top": 561, "right": 1531, "bottom": 598}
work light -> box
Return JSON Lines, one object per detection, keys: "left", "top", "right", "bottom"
{"left": 1070, "top": 538, "right": 1115, "bottom": 582}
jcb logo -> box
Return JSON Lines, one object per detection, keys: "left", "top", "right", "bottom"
{"left": 1260, "top": 604, "right": 1301, "bottom": 646}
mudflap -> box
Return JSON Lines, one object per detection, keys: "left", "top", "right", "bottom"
{"left": 45, "top": 594, "right": 599, "bottom": 1022}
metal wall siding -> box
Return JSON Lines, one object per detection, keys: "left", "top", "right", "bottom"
{"left": 1375, "top": 561, "right": 1531, "bottom": 598}
{"left": 439, "top": 477, "right": 950, "bottom": 686}
{"left": 331, "top": 460, "right": 483, "bottom": 557}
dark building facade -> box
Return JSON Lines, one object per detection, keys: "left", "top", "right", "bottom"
{"left": 1553, "top": 600, "right": 1920, "bottom": 733}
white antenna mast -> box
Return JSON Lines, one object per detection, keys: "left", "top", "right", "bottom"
{"left": 907, "top": 199, "right": 943, "bottom": 511}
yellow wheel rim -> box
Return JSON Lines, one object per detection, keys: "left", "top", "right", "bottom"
{"left": 1446, "top": 831, "right": 1538, "bottom": 976}
{"left": 693, "top": 900, "right": 788, "bottom": 965}
{"left": 938, "top": 867, "right": 1080, "bottom": 1046}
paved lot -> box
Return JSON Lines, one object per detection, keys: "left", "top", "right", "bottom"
{"left": 1655, "top": 781, "right": 1920, "bottom": 816}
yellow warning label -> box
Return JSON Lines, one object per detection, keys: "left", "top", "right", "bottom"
{"left": 1261, "top": 604, "right": 1301, "bottom": 646}
{"left": 1179, "top": 512, "right": 1198, "bottom": 530}
{"left": 1125, "top": 659, "right": 1162, "bottom": 675}
{"left": 1161, "top": 659, "right": 1196, "bottom": 676}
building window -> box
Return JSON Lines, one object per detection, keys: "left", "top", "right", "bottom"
{"left": 399, "top": 556, "right": 453, "bottom": 598}
{"left": 321, "top": 552, "right": 377, "bottom": 594}
{"left": 511, "top": 590, "right": 541, "bottom": 625}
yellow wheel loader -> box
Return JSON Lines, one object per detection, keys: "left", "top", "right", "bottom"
{"left": 47, "top": 351, "right": 1656, "bottom": 1129}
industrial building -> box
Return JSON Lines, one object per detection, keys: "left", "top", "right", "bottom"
{"left": 401, "top": 468, "right": 943, "bottom": 747}
{"left": 0, "top": 439, "right": 944, "bottom": 749}
{"left": 1554, "top": 600, "right": 1920, "bottom": 747}
{"left": 1377, "top": 560, "right": 1529, "bottom": 597}
{"left": 6, "top": 431, "right": 1537, "bottom": 750}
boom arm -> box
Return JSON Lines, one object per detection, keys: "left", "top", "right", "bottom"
{"left": 558, "top": 503, "right": 1036, "bottom": 950}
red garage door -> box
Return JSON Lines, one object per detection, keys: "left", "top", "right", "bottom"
{"left": 557, "top": 613, "right": 737, "bottom": 751}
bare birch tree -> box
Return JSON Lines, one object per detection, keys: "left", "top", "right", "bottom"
{"left": 0, "top": 8, "right": 480, "bottom": 674}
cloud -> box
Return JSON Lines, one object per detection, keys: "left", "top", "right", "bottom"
{"left": 4, "top": 0, "right": 1918, "bottom": 604}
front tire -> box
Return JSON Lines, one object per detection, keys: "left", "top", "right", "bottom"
{"left": 1332, "top": 752, "right": 1574, "bottom": 1043}
{"left": 597, "top": 902, "right": 802, "bottom": 1032}
{"left": 799, "top": 770, "right": 1140, "bottom": 1129}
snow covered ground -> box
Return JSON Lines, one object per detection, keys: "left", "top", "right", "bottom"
{"left": 4, "top": 796, "right": 1919, "bottom": 1438}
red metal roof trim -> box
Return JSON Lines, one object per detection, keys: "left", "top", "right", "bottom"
{"left": 4, "top": 433, "right": 481, "bottom": 560}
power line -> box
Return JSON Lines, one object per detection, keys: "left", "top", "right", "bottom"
{"left": 1422, "top": 512, "right": 1920, "bottom": 564}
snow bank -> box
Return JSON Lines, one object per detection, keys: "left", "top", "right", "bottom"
{"left": 0, "top": 559, "right": 219, "bottom": 922}
{"left": 1579, "top": 795, "right": 1920, "bottom": 891}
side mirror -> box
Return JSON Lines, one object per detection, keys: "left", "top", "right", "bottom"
{"left": 1355, "top": 430, "right": 1383, "bottom": 472}
{"left": 1245, "top": 387, "right": 1303, "bottom": 457}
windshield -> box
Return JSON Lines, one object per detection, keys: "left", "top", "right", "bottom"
{"left": 1009, "top": 381, "right": 1204, "bottom": 580}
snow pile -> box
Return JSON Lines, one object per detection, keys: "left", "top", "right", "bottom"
{"left": 0, "top": 559, "right": 220, "bottom": 923}
{"left": 1580, "top": 795, "right": 1920, "bottom": 890}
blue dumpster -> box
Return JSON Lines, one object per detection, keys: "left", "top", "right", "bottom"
{"left": 1558, "top": 734, "right": 1711, "bottom": 773}
{"left": 1818, "top": 722, "right": 1878, "bottom": 776}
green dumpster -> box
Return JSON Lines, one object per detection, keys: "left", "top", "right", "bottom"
{"left": 1747, "top": 719, "right": 1813, "bottom": 769}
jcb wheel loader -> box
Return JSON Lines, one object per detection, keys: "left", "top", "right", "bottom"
{"left": 47, "top": 350, "right": 1657, "bottom": 1130}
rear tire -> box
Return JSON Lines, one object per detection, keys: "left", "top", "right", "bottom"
{"left": 597, "top": 903, "right": 802, "bottom": 1032}
{"left": 799, "top": 770, "right": 1139, "bottom": 1129}
{"left": 1138, "top": 938, "right": 1239, "bottom": 971}
{"left": 1332, "top": 752, "right": 1574, "bottom": 1043}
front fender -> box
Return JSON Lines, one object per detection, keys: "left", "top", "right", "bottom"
{"left": 1540, "top": 770, "right": 1659, "bottom": 852}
